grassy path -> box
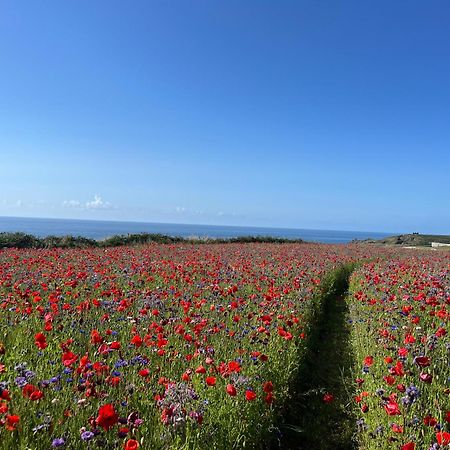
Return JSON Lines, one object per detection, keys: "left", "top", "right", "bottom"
{"left": 274, "top": 268, "right": 357, "bottom": 450}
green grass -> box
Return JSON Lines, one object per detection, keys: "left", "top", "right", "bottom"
{"left": 273, "top": 264, "right": 358, "bottom": 450}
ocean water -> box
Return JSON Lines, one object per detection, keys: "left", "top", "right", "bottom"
{"left": 0, "top": 216, "right": 393, "bottom": 243}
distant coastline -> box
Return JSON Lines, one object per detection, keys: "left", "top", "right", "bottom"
{"left": 0, "top": 216, "right": 394, "bottom": 244}
{"left": 360, "top": 233, "right": 450, "bottom": 248}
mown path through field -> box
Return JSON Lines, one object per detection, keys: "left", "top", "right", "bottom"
{"left": 274, "top": 267, "right": 357, "bottom": 450}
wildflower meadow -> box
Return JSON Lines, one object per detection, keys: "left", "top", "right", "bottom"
{"left": 0, "top": 243, "right": 448, "bottom": 449}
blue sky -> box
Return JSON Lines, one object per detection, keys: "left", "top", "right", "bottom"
{"left": 0, "top": 1, "right": 449, "bottom": 233}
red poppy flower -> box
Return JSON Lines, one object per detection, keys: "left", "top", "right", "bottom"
{"left": 401, "top": 442, "right": 415, "bottom": 450}
{"left": 22, "top": 384, "right": 43, "bottom": 400}
{"left": 419, "top": 372, "right": 432, "bottom": 383}
{"left": 181, "top": 372, "right": 190, "bottom": 381}
{"left": 245, "top": 390, "right": 256, "bottom": 401}
{"left": 436, "top": 431, "right": 450, "bottom": 446}
{"left": 195, "top": 365, "right": 206, "bottom": 374}
{"left": 5, "top": 415, "right": 20, "bottom": 431}
{"left": 124, "top": 440, "right": 139, "bottom": 450}
{"left": 62, "top": 351, "right": 78, "bottom": 367}
{"left": 90, "top": 330, "right": 103, "bottom": 344}
{"left": 414, "top": 356, "right": 430, "bottom": 367}
{"left": 96, "top": 403, "right": 118, "bottom": 430}
{"left": 206, "top": 376, "right": 216, "bottom": 386}
{"left": 0, "top": 389, "right": 10, "bottom": 401}
{"left": 265, "top": 392, "right": 274, "bottom": 404}
{"left": 109, "top": 376, "right": 121, "bottom": 386}
{"left": 323, "top": 393, "right": 334, "bottom": 403}
{"left": 226, "top": 384, "right": 237, "bottom": 396}
{"left": 228, "top": 361, "right": 241, "bottom": 373}
{"left": 34, "top": 332, "right": 47, "bottom": 350}
{"left": 139, "top": 369, "right": 150, "bottom": 377}
{"left": 29, "top": 390, "right": 44, "bottom": 401}
{"left": 435, "top": 327, "right": 446, "bottom": 337}
{"left": 130, "top": 335, "right": 143, "bottom": 347}
{"left": 384, "top": 400, "right": 401, "bottom": 416}
{"left": 363, "top": 356, "right": 374, "bottom": 366}
{"left": 389, "top": 361, "right": 404, "bottom": 376}
{"left": 423, "top": 415, "right": 437, "bottom": 427}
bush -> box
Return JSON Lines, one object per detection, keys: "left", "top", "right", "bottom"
{"left": 0, "top": 232, "right": 304, "bottom": 249}
{"left": 0, "top": 232, "right": 40, "bottom": 248}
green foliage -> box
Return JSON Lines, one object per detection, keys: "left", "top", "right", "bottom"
{"left": 100, "top": 233, "right": 185, "bottom": 246}
{"left": 41, "top": 235, "right": 98, "bottom": 248}
{"left": 0, "top": 232, "right": 40, "bottom": 248}
{"left": 223, "top": 235, "right": 304, "bottom": 244}
{"left": 0, "top": 232, "right": 304, "bottom": 249}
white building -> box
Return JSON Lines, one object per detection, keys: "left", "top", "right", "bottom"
{"left": 431, "top": 242, "right": 450, "bottom": 248}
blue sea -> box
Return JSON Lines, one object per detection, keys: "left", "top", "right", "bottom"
{"left": 0, "top": 216, "right": 393, "bottom": 244}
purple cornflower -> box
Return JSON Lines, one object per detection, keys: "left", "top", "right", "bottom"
{"left": 405, "top": 385, "right": 420, "bottom": 400}
{"left": 52, "top": 438, "right": 65, "bottom": 447}
{"left": 81, "top": 431, "right": 94, "bottom": 441}
{"left": 24, "top": 370, "right": 36, "bottom": 380}
{"left": 15, "top": 377, "right": 28, "bottom": 388}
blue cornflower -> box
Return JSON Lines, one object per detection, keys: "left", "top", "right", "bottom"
{"left": 52, "top": 438, "right": 65, "bottom": 447}
{"left": 15, "top": 377, "right": 28, "bottom": 388}
{"left": 115, "top": 359, "right": 128, "bottom": 368}
{"left": 81, "top": 431, "right": 94, "bottom": 441}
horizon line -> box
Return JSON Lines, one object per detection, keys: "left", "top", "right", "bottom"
{"left": 0, "top": 214, "right": 401, "bottom": 236}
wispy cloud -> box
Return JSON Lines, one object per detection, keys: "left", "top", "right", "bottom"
{"left": 62, "top": 200, "right": 82, "bottom": 208}
{"left": 62, "top": 195, "right": 114, "bottom": 211}
{"left": 86, "top": 195, "right": 112, "bottom": 210}
{"left": 172, "top": 206, "right": 205, "bottom": 216}
{"left": 217, "top": 210, "right": 239, "bottom": 218}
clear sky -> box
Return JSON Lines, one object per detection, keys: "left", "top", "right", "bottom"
{"left": 0, "top": 1, "right": 449, "bottom": 233}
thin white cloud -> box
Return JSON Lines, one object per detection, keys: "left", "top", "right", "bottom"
{"left": 216, "top": 210, "right": 239, "bottom": 217}
{"left": 173, "top": 207, "right": 205, "bottom": 216}
{"left": 85, "top": 194, "right": 112, "bottom": 210}
{"left": 62, "top": 200, "right": 82, "bottom": 208}
{"left": 62, "top": 195, "right": 114, "bottom": 211}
